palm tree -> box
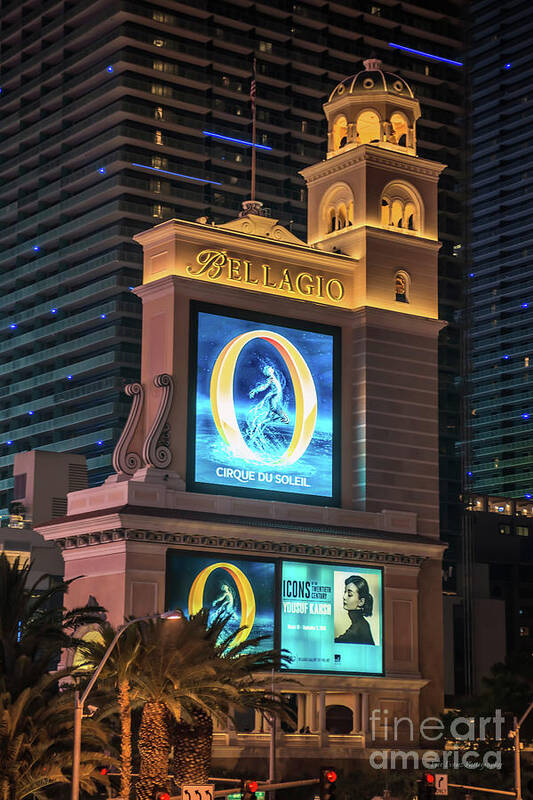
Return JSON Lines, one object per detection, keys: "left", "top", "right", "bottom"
{"left": 0, "top": 554, "right": 114, "bottom": 797}
{"left": 0, "top": 553, "right": 105, "bottom": 696}
{"left": 0, "top": 672, "right": 114, "bottom": 800}
{"left": 77, "top": 622, "right": 142, "bottom": 800}
{"left": 131, "top": 610, "right": 291, "bottom": 799}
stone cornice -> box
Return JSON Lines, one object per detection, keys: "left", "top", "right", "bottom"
{"left": 300, "top": 144, "right": 445, "bottom": 184}
{"left": 133, "top": 217, "right": 359, "bottom": 271}
{"left": 352, "top": 306, "right": 447, "bottom": 336}
{"left": 55, "top": 525, "right": 433, "bottom": 567}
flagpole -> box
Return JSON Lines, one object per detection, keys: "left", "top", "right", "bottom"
{"left": 251, "top": 57, "right": 257, "bottom": 202}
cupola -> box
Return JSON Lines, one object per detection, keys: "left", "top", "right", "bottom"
{"left": 324, "top": 57, "right": 421, "bottom": 158}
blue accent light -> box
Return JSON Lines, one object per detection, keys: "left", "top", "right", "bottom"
{"left": 522, "top": 303, "right": 529, "bottom": 309}
{"left": 498, "top": 506, "right": 505, "bottom": 512}
{"left": 28, "top": 411, "right": 34, "bottom": 416}
{"left": 131, "top": 163, "right": 223, "bottom": 185}
{"left": 98, "top": 167, "right": 106, "bottom": 174}
{"left": 9, "top": 323, "right": 17, "bottom": 330}
{"left": 521, "top": 413, "right": 530, "bottom": 420}
{"left": 129, "top": 286, "right": 135, "bottom": 290}
{"left": 526, "top": 494, "right": 532, "bottom": 499}
{"left": 469, "top": 272, "right": 475, "bottom": 278}
{"left": 503, "top": 354, "right": 510, "bottom": 360}
{"left": 505, "top": 63, "right": 512, "bottom": 70}
{"left": 106, "top": 65, "right": 114, "bottom": 73}
{"left": 6, "top": 441, "right": 13, "bottom": 445}
{"left": 388, "top": 43, "right": 463, "bottom": 66}
{"left": 100, "top": 313, "right": 107, "bottom": 319}
{"left": 67, "top": 375, "right": 73, "bottom": 380}
{"left": 33, "top": 245, "right": 40, "bottom": 252}
{"left": 97, "top": 440, "right": 103, "bottom": 446}
{"left": 51, "top": 308, "right": 57, "bottom": 314}
{"left": 467, "top": 471, "right": 472, "bottom": 477}
{"left": 202, "top": 131, "right": 273, "bottom": 150}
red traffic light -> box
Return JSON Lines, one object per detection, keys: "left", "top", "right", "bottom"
{"left": 247, "top": 781, "right": 259, "bottom": 792}
{"left": 325, "top": 771, "right": 337, "bottom": 784}
{"left": 99, "top": 768, "right": 108, "bottom": 775}
{"left": 160, "top": 793, "right": 170, "bottom": 800}
{"left": 425, "top": 774, "right": 435, "bottom": 785}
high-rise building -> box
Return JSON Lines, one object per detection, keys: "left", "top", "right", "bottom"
{"left": 466, "top": 0, "right": 533, "bottom": 498}
{"left": 0, "top": 1, "right": 466, "bottom": 525}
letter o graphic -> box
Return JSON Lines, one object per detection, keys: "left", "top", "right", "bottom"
{"left": 188, "top": 562, "right": 256, "bottom": 646}
{"left": 210, "top": 330, "right": 317, "bottom": 465}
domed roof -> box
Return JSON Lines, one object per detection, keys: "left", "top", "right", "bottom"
{"left": 328, "top": 58, "right": 414, "bottom": 102}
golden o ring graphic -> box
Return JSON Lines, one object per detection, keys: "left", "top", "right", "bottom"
{"left": 188, "top": 562, "right": 255, "bottom": 646}
{"left": 210, "top": 330, "right": 317, "bottom": 465}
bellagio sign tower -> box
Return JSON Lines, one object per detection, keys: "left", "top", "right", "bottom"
{"left": 40, "top": 58, "right": 446, "bottom": 765}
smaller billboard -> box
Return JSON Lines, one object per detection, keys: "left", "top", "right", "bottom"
{"left": 165, "top": 551, "right": 276, "bottom": 651}
{"left": 280, "top": 561, "right": 383, "bottom": 674}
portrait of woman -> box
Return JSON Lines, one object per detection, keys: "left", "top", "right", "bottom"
{"left": 334, "top": 574, "right": 375, "bottom": 645}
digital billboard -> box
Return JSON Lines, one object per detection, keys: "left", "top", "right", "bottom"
{"left": 165, "top": 551, "right": 276, "bottom": 650}
{"left": 188, "top": 303, "right": 339, "bottom": 504}
{"left": 280, "top": 561, "right": 383, "bottom": 674}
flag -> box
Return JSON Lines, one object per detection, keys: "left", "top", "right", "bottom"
{"left": 250, "top": 59, "right": 256, "bottom": 111}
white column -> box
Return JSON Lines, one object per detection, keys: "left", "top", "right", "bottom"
{"left": 318, "top": 691, "right": 327, "bottom": 747}
{"left": 297, "top": 694, "right": 306, "bottom": 731}
{"left": 361, "top": 692, "right": 369, "bottom": 742}
{"left": 254, "top": 709, "right": 263, "bottom": 733}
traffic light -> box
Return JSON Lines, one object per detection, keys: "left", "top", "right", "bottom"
{"left": 320, "top": 767, "right": 337, "bottom": 800}
{"left": 154, "top": 791, "right": 170, "bottom": 800}
{"left": 417, "top": 773, "right": 435, "bottom": 800}
{"left": 243, "top": 780, "right": 258, "bottom": 800}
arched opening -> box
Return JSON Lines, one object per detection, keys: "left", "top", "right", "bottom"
{"left": 333, "top": 115, "right": 348, "bottom": 150}
{"left": 381, "top": 199, "right": 390, "bottom": 226}
{"left": 395, "top": 270, "right": 410, "bottom": 303}
{"left": 326, "top": 705, "right": 353, "bottom": 734}
{"left": 404, "top": 201, "right": 417, "bottom": 230}
{"left": 320, "top": 182, "right": 355, "bottom": 237}
{"left": 337, "top": 203, "right": 348, "bottom": 229}
{"left": 234, "top": 707, "right": 255, "bottom": 732}
{"left": 281, "top": 694, "right": 298, "bottom": 733}
{"left": 391, "top": 199, "right": 403, "bottom": 228}
{"left": 356, "top": 110, "right": 380, "bottom": 144}
{"left": 390, "top": 112, "right": 408, "bottom": 147}
{"left": 380, "top": 182, "right": 422, "bottom": 234}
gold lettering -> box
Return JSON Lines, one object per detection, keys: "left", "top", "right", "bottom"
{"left": 187, "top": 249, "right": 227, "bottom": 279}
{"left": 326, "top": 278, "right": 345, "bottom": 302}
{"left": 262, "top": 264, "right": 277, "bottom": 288}
{"left": 244, "top": 260, "right": 258, "bottom": 285}
{"left": 317, "top": 275, "right": 324, "bottom": 297}
{"left": 296, "top": 272, "right": 314, "bottom": 296}
{"left": 228, "top": 258, "right": 242, "bottom": 281}
{"left": 278, "top": 267, "right": 294, "bottom": 293}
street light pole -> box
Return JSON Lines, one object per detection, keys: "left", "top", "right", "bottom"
{"left": 70, "top": 609, "right": 183, "bottom": 800}
{"left": 512, "top": 700, "right": 533, "bottom": 800}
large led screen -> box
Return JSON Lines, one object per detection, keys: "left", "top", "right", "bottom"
{"left": 281, "top": 561, "right": 383, "bottom": 674}
{"left": 188, "top": 303, "right": 339, "bottom": 504}
{"left": 165, "top": 551, "right": 276, "bottom": 651}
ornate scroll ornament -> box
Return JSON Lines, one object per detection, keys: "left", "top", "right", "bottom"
{"left": 142, "top": 373, "right": 174, "bottom": 469}
{"left": 112, "top": 382, "right": 144, "bottom": 476}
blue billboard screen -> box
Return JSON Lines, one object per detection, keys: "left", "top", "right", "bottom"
{"left": 280, "top": 561, "right": 383, "bottom": 674}
{"left": 165, "top": 551, "right": 276, "bottom": 651}
{"left": 188, "top": 304, "right": 339, "bottom": 503}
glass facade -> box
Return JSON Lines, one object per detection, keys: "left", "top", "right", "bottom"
{"left": 0, "top": 0, "right": 465, "bottom": 521}
{"left": 467, "top": 0, "right": 533, "bottom": 497}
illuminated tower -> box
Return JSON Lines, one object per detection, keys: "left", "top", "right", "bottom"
{"left": 39, "top": 60, "right": 447, "bottom": 757}
{"left": 301, "top": 58, "right": 445, "bottom": 537}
